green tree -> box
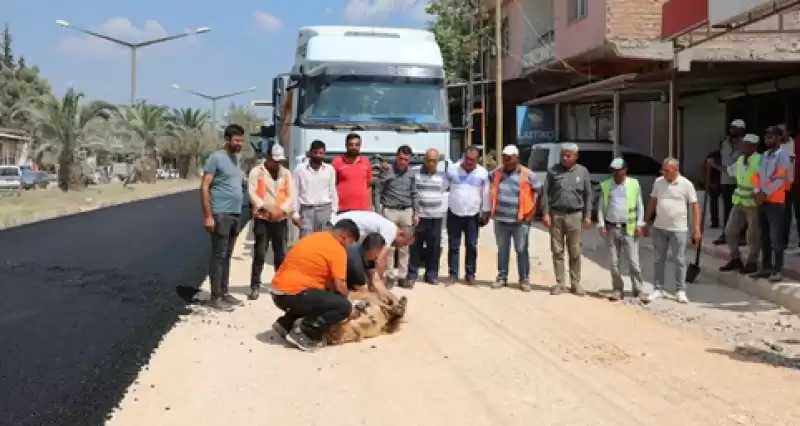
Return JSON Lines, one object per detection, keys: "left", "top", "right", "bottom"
{"left": 426, "top": 0, "right": 493, "bottom": 82}
{"left": 14, "top": 88, "right": 117, "bottom": 191}
{"left": 121, "top": 102, "right": 170, "bottom": 183}
{"left": 1, "top": 24, "right": 13, "bottom": 70}
{"left": 224, "top": 102, "right": 266, "bottom": 163}
{"left": 164, "top": 107, "right": 214, "bottom": 178}
{"left": 0, "top": 25, "right": 51, "bottom": 131}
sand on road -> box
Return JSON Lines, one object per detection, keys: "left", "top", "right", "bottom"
{"left": 108, "top": 226, "right": 800, "bottom": 426}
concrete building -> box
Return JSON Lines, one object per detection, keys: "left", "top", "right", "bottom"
{"left": 0, "top": 128, "right": 31, "bottom": 166}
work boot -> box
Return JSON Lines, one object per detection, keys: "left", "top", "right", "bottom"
{"left": 222, "top": 293, "right": 243, "bottom": 306}
{"left": 465, "top": 275, "right": 476, "bottom": 286}
{"left": 570, "top": 285, "right": 585, "bottom": 297}
{"left": 550, "top": 284, "right": 566, "bottom": 295}
{"left": 397, "top": 279, "right": 414, "bottom": 289}
{"left": 248, "top": 288, "right": 260, "bottom": 301}
{"left": 491, "top": 278, "right": 507, "bottom": 289}
{"left": 207, "top": 298, "right": 234, "bottom": 312}
{"left": 719, "top": 258, "right": 744, "bottom": 272}
{"left": 740, "top": 262, "right": 758, "bottom": 274}
{"left": 608, "top": 290, "right": 624, "bottom": 302}
{"left": 519, "top": 279, "right": 532, "bottom": 292}
{"left": 749, "top": 269, "right": 771, "bottom": 279}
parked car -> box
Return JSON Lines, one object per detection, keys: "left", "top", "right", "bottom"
{"left": 20, "top": 169, "right": 50, "bottom": 189}
{"left": 89, "top": 167, "right": 110, "bottom": 185}
{"left": 526, "top": 142, "right": 662, "bottom": 218}
{"left": 0, "top": 165, "right": 22, "bottom": 194}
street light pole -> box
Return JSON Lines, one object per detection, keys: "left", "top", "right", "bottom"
{"left": 55, "top": 20, "right": 210, "bottom": 105}
{"left": 171, "top": 84, "right": 258, "bottom": 140}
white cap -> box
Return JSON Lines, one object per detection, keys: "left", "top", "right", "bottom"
{"left": 270, "top": 144, "right": 286, "bottom": 161}
{"left": 742, "top": 133, "right": 760, "bottom": 144}
{"left": 502, "top": 145, "right": 519, "bottom": 156}
{"left": 730, "top": 119, "right": 746, "bottom": 128}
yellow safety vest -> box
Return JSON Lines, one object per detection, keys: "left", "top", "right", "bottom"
{"left": 600, "top": 177, "right": 640, "bottom": 236}
{"left": 732, "top": 154, "right": 760, "bottom": 207}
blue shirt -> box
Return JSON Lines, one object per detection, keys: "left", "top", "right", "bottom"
{"left": 204, "top": 150, "right": 243, "bottom": 214}
{"left": 759, "top": 148, "right": 790, "bottom": 197}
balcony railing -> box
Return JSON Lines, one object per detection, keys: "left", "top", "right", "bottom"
{"left": 522, "top": 29, "right": 554, "bottom": 68}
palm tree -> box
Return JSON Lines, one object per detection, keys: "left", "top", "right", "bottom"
{"left": 121, "top": 101, "right": 169, "bottom": 183}
{"left": 164, "top": 107, "right": 214, "bottom": 178}
{"left": 13, "top": 88, "right": 116, "bottom": 191}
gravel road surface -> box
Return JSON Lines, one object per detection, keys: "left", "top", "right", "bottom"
{"left": 0, "top": 191, "right": 207, "bottom": 426}
{"left": 107, "top": 224, "right": 800, "bottom": 426}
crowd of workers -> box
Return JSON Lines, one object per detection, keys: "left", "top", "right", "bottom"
{"left": 198, "top": 119, "right": 791, "bottom": 352}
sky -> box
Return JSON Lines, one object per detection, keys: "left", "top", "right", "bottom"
{"left": 5, "top": 0, "right": 432, "bottom": 119}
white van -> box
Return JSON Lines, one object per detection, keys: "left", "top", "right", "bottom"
{"left": 525, "top": 142, "right": 662, "bottom": 217}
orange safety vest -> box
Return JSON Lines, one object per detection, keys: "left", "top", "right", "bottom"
{"left": 254, "top": 167, "right": 290, "bottom": 221}
{"left": 490, "top": 166, "right": 536, "bottom": 220}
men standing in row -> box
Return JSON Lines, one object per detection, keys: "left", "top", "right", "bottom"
{"left": 489, "top": 145, "right": 537, "bottom": 292}
{"left": 446, "top": 146, "right": 490, "bottom": 286}
{"left": 332, "top": 133, "right": 373, "bottom": 213}
{"left": 292, "top": 140, "right": 338, "bottom": 238}
{"left": 200, "top": 124, "right": 246, "bottom": 311}
{"left": 754, "top": 126, "right": 790, "bottom": 282}
{"left": 247, "top": 144, "right": 294, "bottom": 300}
{"left": 597, "top": 158, "right": 645, "bottom": 301}
{"left": 541, "top": 143, "right": 592, "bottom": 296}
{"left": 377, "top": 145, "right": 417, "bottom": 288}
{"left": 718, "top": 134, "right": 761, "bottom": 274}
{"left": 408, "top": 148, "right": 449, "bottom": 285}
{"left": 644, "top": 158, "right": 700, "bottom": 304}
{"left": 712, "top": 119, "right": 746, "bottom": 245}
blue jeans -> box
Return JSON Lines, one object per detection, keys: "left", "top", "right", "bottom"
{"left": 446, "top": 210, "right": 479, "bottom": 278}
{"left": 652, "top": 227, "right": 688, "bottom": 292}
{"left": 760, "top": 202, "right": 786, "bottom": 273}
{"left": 494, "top": 221, "right": 530, "bottom": 282}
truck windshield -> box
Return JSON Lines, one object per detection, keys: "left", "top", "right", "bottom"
{"left": 299, "top": 75, "right": 448, "bottom": 126}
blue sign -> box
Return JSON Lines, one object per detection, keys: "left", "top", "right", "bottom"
{"left": 516, "top": 105, "right": 556, "bottom": 144}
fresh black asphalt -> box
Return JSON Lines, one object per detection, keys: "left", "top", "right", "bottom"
{"left": 0, "top": 190, "right": 209, "bottom": 426}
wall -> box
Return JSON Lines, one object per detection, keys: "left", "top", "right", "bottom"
{"left": 554, "top": 0, "right": 608, "bottom": 60}
{"left": 520, "top": 0, "right": 555, "bottom": 67}
{"left": 607, "top": 0, "right": 670, "bottom": 40}
{"left": 680, "top": 93, "right": 727, "bottom": 182}
{"left": 503, "top": 2, "right": 525, "bottom": 79}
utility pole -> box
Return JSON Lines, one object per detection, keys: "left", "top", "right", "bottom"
{"left": 494, "top": 0, "right": 503, "bottom": 166}
{"left": 466, "top": 10, "right": 475, "bottom": 148}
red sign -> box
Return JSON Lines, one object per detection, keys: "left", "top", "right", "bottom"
{"left": 661, "top": 0, "right": 709, "bottom": 40}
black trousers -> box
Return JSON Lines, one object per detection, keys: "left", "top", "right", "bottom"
{"left": 272, "top": 289, "right": 352, "bottom": 340}
{"left": 707, "top": 186, "right": 721, "bottom": 227}
{"left": 721, "top": 184, "right": 735, "bottom": 229}
{"left": 209, "top": 213, "right": 242, "bottom": 300}
{"left": 408, "top": 217, "right": 443, "bottom": 282}
{"left": 783, "top": 184, "right": 800, "bottom": 247}
{"left": 251, "top": 219, "right": 287, "bottom": 289}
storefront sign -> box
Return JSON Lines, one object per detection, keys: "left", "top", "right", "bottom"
{"left": 516, "top": 105, "right": 555, "bottom": 145}
{"left": 709, "top": 0, "right": 782, "bottom": 26}
{"left": 661, "top": 0, "right": 708, "bottom": 40}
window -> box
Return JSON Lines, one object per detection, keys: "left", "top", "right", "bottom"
{"left": 577, "top": 150, "right": 614, "bottom": 173}
{"left": 299, "top": 75, "right": 449, "bottom": 125}
{"left": 0, "top": 166, "right": 20, "bottom": 177}
{"left": 527, "top": 148, "right": 550, "bottom": 171}
{"left": 569, "top": 0, "right": 588, "bottom": 21}
{"left": 622, "top": 153, "right": 662, "bottom": 176}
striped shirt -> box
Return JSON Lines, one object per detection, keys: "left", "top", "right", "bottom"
{"left": 490, "top": 166, "right": 538, "bottom": 223}
{"left": 413, "top": 167, "right": 449, "bottom": 218}
{"left": 447, "top": 164, "right": 490, "bottom": 217}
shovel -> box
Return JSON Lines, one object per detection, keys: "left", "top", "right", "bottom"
{"left": 686, "top": 166, "right": 710, "bottom": 283}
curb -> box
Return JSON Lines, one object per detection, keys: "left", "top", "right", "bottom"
{"left": 0, "top": 187, "right": 197, "bottom": 231}
{"left": 639, "top": 242, "right": 800, "bottom": 315}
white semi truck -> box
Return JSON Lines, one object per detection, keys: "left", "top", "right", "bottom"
{"left": 271, "top": 25, "right": 451, "bottom": 176}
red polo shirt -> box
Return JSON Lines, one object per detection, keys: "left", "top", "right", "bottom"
{"left": 332, "top": 155, "right": 373, "bottom": 211}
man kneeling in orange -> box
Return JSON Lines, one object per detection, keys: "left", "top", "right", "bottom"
{"left": 270, "top": 219, "right": 360, "bottom": 352}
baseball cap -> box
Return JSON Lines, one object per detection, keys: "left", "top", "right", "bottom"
{"left": 742, "top": 133, "right": 760, "bottom": 144}
{"left": 270, "top": 144, "right": 286, "bottom": 161}
{"left": 609, "top": 158, "right": 626, "bottom": 169}
{"left": 730, "top": 119, "right": 746, "bottom": 129}
{"left": 502, "top": 145, "right": 519, "bottom": 156}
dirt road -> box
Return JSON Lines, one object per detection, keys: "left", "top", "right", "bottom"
{"left": 108, "top": 225, "right": 800, "bottom": 426}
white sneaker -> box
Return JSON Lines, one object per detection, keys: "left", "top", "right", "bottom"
{"left": 644, "top": 290, "right": 663, "bottom": 303}
{"left": 676, "top": 290, "right": 689, "bottom": 304}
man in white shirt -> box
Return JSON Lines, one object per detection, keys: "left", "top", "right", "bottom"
{"left": 643, "top": 158, "right": 701, "bottom": 304}
{"left": 445, "top": 146, "right": 491, "bottom": 286}
{"left": 292, "top": 140, "right": 338, "bottom": 238}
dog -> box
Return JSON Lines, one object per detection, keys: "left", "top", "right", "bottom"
{"left": 323, "top": 289, "right": 407, "bottom": 345}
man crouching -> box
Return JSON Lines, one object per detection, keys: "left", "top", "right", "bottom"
{"left": 269, "top": 219, "right": 360, "bottom": 352}
{"left": 323, "top": 233, "right": 408, "bottom": 345}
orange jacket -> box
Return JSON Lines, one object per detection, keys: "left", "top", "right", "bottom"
{"left": 490, "top": 166, "right": 536, "bottom": 220}
{"left": 248, "top": 165, "right": 293, "bottom": 221}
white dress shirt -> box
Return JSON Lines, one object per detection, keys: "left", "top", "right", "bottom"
{"left": 291, "top": 161, "right": 338, "bottom": 220}
{"left": 446, "top": 164, "right": 490, "bottom": 217}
